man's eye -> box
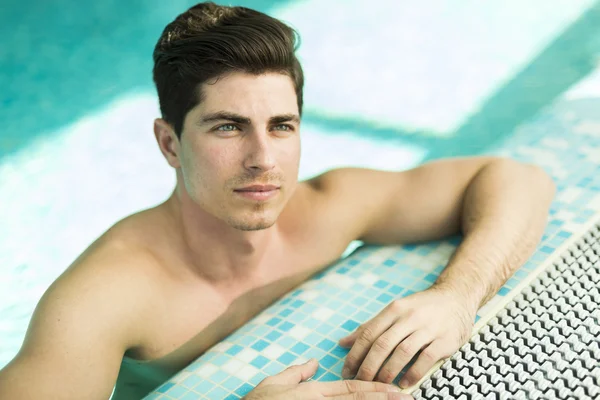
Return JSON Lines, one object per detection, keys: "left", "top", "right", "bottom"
{"left": 215, "top": 124, "right": 238, "bottom": 132}
{"left": 273, "top": 124, "right": 294, "bottom": 131}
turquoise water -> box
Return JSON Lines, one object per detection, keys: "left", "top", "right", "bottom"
{"left": 1, "top": 0, "right": 600, "bottom": 377}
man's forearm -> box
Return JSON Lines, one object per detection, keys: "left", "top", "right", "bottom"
{"left": 432, "top": 159, "right": 556, "bottom": 314}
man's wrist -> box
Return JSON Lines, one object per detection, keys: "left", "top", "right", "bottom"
{"left": 429, "top": 279, "right": 482, "bottom": 316}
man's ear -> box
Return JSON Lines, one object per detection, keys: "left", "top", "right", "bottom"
{"left": 154, "top": 118, "right": 181, "bottom": 169}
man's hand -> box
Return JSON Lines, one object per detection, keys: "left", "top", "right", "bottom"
{"left": 244, "top": 359, "right": 413, "bottom": 399}
{"left": 339, "top": 286, "right": 477, "bottom": 388}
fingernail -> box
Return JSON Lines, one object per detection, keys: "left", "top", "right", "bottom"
{"left": 387, "top": 385, "right": 402, "bottom": 392}
{"left": 341, "top": 367, "right": 351, "bottom": 379}
{"left": 399, "top": 379, "right": 410, "bottom": 388}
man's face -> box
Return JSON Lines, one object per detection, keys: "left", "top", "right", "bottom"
{"left": 177, "top": 72, "right": 301, "bottom": 231}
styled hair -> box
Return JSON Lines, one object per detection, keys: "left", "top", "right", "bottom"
{"left": 152, "top": 1, "right": 304, "bottom": 138}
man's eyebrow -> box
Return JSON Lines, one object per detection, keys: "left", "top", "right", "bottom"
{"left": 199, "top": 112, "right": 251, "bottom": 125}
{"left": 198, "top": 112, "right": 301, "bottom": 125}
{"left": 269, "top": 114, "right": 301, "bottom": 124}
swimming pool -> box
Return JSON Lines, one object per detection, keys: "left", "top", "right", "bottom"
{"left": 1, "top": 0, "right": 600, "bottom": 388}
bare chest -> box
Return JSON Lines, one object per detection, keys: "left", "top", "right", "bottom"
{"left": 124, "top": 239, "right": 349, "bottom": 373}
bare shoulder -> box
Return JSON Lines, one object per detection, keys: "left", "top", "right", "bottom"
{"left": 47, "top": 220, "right": 166, "bottom": 345}
{"left": 0, "top": 214, "right": 166, "bottom": 399}
{"left": 292, "top": 167, "right": 394, "bottom": 235}
{"left": 278, "top": 168, "right": 390, "bottom": 253}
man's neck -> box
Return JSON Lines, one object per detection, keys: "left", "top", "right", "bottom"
{"left": 164, "top": 189, "right": 280, "bottom": 286}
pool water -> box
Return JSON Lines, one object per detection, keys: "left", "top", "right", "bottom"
{"left": 1, "top": 0, "right": 600, "bottom": 379}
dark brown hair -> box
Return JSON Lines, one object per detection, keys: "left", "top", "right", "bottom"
{"left": 152, "top": 2, "right": 304, "bottom": 139}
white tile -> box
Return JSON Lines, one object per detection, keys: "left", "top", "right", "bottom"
{"left": 197, "top": 363, "right": 218, "bottom": 378}
{"left": 298, "top": 290, "right": 319, "bottom": 301}
{"left": 222, "top": 359, "right": 245, "bottom": 375}
{"left": 558, "top": 187, "right": 583, "bottom": 203}
{"left": 171, "top": 371, "right": 191, "bottom": 383}
{"left": 262, "top": 343, "right": 287, "bottom": 359}
{"left": 587, "top": 194, "right": 600, "bottom": 210}
{"left": 237, "top": 364, "right": 260, "bottom": 381}
{"left": 357, "top": 273, "right": 379, "bottom": 286}
{"left": 555, "top": 210, "right": 576, "bottom": 221}
{"left": 211, "top": 342, "right": 232, "bottom": 353}
{"left": 323, "top": 274, "right": 354, "bottom": 289}
{"left": 312, "top": 307, "right": 335, "bottom": 321}
{"left": 289, "top": 356, "right": 310, "bottom": 366}
{"left": 253, "top": 314, "right": 273, "bottom": 325}
{"left": 563, "top": 222, "right": 586, "bottom": 235}
{"left": 289, "top": 325, "right": 312, "bottom": 340}
{"left": 237, "top": 348, "right": 260, "bottom": 363}
{"left": 366, "top": 246, "right": 401, "bottom": 264}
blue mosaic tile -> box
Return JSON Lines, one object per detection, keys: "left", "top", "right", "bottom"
{"left": 194, "top": 380, "right": 215, "bottom": 394}
{"left": 321, "top": 372, "right": 339, "bottom": 381}
{"left": 183, "top": 392, "right": 205, "bottom": 400}
{"left": 321, "top": 354, "right": 338, "bottom": 368}
{"left": 181, "top": 374, "right": 202, "bottom": 388}
{"left": 226, "top": 345, "right": 243, "bottom": 356}
{"left": 291, "top": 342, "right": 310, "bottom": 355}
{"left": 265, "top": 331, "right": 282, "bottom": 342}
{"left": 207, "top": 386, "right": 228, "bottom": 399}
{"left": 341, "top": 320, "right": 360, "bottom": 331}
{"left": 235, "top": 383, "right": 254, "bottom": 397}
{"left": 250, "top": 355, "right": 270, "bottom": 369}
{"left": 279, "top": 321, "right": 295, "bottom": 332}
{"left": 376, "top": 293, "right": 394, "bottom": 303}
{"left": 277, "top": 352, "right": 297, "bottom": 364}
{"left": 374, "top": 280, "right": 389, "bottom": 289}
{"left": 210, "top": 370, "right": 229, "bottom": 384}
{"left": 317, "top": 339, "right": 336, "bottom": 351}
{"left": 156, "top": 382, "right": 174, "bottom": 393}
{"left": 251, "top": 340, "right": 269, "bottom": 352}
{"left": 331, "top": 345, "right": 350, "bottom": 358}
{"left": 223, "top": 376, "right": 243, "bottom": 390}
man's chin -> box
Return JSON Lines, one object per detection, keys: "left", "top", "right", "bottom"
{"left": 231, "top": 220, "right": 276, "bottom": 231}
{"left": 225, "top": 214, "right": 277, "bottom": 231}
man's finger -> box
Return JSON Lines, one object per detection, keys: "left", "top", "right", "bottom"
{"left": 332, "top": 392, "right": 413, "bottom": 400}
{"left": 258, "top": 358, "right": 319, "bottom": 386}
{"left": 341, "top": 310, "right": 397, "bottom": 379}
{"left": 355, "top": 323, "right": 413, "bottom": 382}
{"left": 338, "top": 330, "right": 359, "bottom": 348}
{"left": 397, "top": 339, "right": 448, "bottom": 389}
{"left": 309, "top": 379, "right": 403, "bottom": 396}
{"left": 376, "top": 331, "right": 431, "bottom": 388}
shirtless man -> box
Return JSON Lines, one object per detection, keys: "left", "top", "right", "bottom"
{"left": 0, "top": 2, "right": 555, "bottom": 399}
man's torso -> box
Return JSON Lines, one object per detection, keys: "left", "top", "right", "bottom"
{"left": 67, "top": 182, "right": 362, "bottom": 398}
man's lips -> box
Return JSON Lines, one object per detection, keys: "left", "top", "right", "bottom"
{"left": 234, "top": 185, "right": 280, "bottom": 192}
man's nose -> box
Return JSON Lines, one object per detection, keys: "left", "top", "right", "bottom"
{"left": 243, "top": 132, "right": 276, "bottom": 172}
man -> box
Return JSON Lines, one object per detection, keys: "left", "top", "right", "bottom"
{"left": 0, "top": 2, "right": 555, "bottom": 399}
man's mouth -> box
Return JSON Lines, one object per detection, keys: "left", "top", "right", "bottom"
{"left": 234, "top": 185, "right": 280, "bottom": 201}
{"left": 234, "top": 184, "right": 280, "bottom": 192}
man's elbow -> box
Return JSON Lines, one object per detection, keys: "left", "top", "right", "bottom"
{"left": 492, "top": 157, "right": 556, "bottom": 200}
{"left": 522, "top": 162, "right": 557, "bottom": 200}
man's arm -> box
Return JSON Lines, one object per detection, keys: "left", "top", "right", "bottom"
{"left": 426, "top": 157, "right": 556, "bottom": 312}
{"left": 0, "top": 248, "right": 154, "bottom": 399}
{"left": 310, "top": 156, "right": 555, "bottom": 311}
{"left": 309, "top": 156, "right": 555, "bottom": 387}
